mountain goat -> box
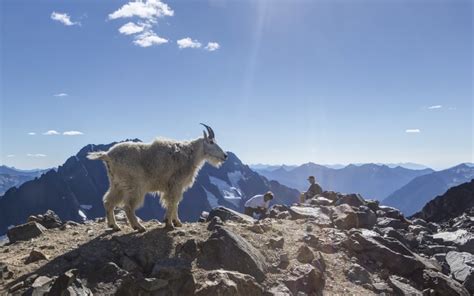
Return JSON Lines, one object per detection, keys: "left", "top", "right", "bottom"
{"left": 87, "top": 124, "right": 227, "bottom": 231}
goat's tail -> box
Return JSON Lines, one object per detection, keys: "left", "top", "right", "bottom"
{"left": 87, "top": 151, "right": 109, "bottom": 161}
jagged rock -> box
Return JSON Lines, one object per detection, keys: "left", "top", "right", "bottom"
{"left": 248, "top": 224, "right": 265, "bottom": 234}
{"left": 372, "top": 282, "right": 393, "bottom": 293}
{"left": 279, "top": 252, "right": 290, "bottom": 269}
{"left": 201, "top": 227, "right": 267, "bottom": 282}
{"left": 344, "top": 229, "right": 427, "bottom": 277}
{"left": 388, "top": 275, "right": 422, "bottom": 295}
{"left": 25, "top": 249, "right": 48, "bottom": 264}
{"left": 313, "top": 251, "right": 326, "bottom": 272}
{"left": 335, "top": 193, "right": 366, "bottom": 207}
{"left": 419, "top": 245, "right": 457, "bottom": 256}
{"left": 208, "top": 207, "right": 256, "bottom": 224}
{"left": 48, "top": 269, "right": 84, "bottom": 295}
{"left": 0, "top": 262, "right": 13, "bottom": 281}
{"left": 289, "top": 206, "right": 332, "bottom": 227}
{"left": 207, "top": 216, "right": 224, "bottom": 231}
{"left": 421, "top": 269, "right": 470, "bottom": 296}
{"left": 151, "top": 258, "right": 196, "bottom": 295}
{"left": 302, "top": 234, "right": 320, "bottom": 248}
{"left": 332, "top": 204, "right": 358, "bottom": 230}
{"left": 176, "top": 238, "right": 199, "bottom": 259}
{"left": 27, "top": 210, "right": 63, "bottom": 229}
{"left": 7, "top": 222, "right": 46, "bottom": 243}
{"left": 445, "top": 251, "right": 474, "bottom": 293}
{"left": 268, "top": 237, "right": 284, "bottom": 249}
{"left": 309, "top": 196, "right": 333, "bottom": 206}
{"left": 346, "top": 263, "right": 371, "bottom": 285}
{"left": 120, "top": 255, "right": 141, "bottom": 273}
{"left": 283, "top": 264, "right": 325, "bottom": 295}
{"left": 297, "top": 245, "right": 315, "bottom": 264}
{"left": 433, "top": 230, "right": 474, "bottom": 253}
{"left": 195, "top": 270, "right": 263, "bottom": 296}
{"left": 320, "top": 191, "right": 339, "bottom": 201}
{"left": 365, "top": 199, "right": 380, "bottom": 212}
{"left": 98, "top": 262, "right": 128, "bottom": 283}
{"left": 377, "top": 206, "right": 403, "bottom": 219}
{"left": 30, "top": 275, "right": 53, "bottom": 295}
{"left": 409, "top": 224, "right": 432, "bottom": 235}
{"left": 377, "top": 217, "right": 409, "bottom": 230}
{"left": 356, "top": 206, "right": 377, "bottom": 229}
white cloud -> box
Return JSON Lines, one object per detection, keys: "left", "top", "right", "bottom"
{"left": 133, "top": 31, "right": 168, "bottom": 47}
{"left": 119, "top": 22, "right": 145, "bottom": 35}
{"left": 109, "top": 0, "right": 174, "bottom": 22}
{"left": 7, "top": 155, "right": 15, "bottom": 158}
{"left": 428, "top": 105, "right": 442, "bottom": 109}
{"left": 51, "top": 12, "right": 80, "bottom": 26}
{"left": 28, "top": 132, "right": 36, "bottom": 136}
{"left": 405, "top": 129, "right": 421, "bottom": 133}
{"left": 63, "top": 131, "right": 84, "bottom": 136}
{"left": 43, "top": 130, "right": 60, "bottom": 135}
{"left": 205, "top": 42, "right": 220, "bottom": 51}
{"left": 177, "top": 37, "right": 202, "bottom": 49}
{"left": 53, "top": 93, "right": 68, "bottom": 97}
{"left": 27, "top": 154, "right": 47, "bottom": 158}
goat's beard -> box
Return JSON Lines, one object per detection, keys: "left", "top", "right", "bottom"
{"left": 207, "top": 156, "right": 225, "bottom": 168}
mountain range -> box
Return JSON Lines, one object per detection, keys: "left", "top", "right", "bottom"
{"left": 383, "top": 163, "right": 474, "bottom": 216}
{"left": 255, "top": 162, "right": 434, "bottom": 201}
{"left": 0, "top": 141, "right": 299, "bottom": 235}
{"left": 0, "top": 166, "right": 50, "bottom": 195}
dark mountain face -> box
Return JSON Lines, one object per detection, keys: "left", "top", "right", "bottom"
{"left": 0, "top": 166, "right": 50, "bottom": 195}
{"left": 257, "top": 162, "right": 433, "bottom": 201}
{"left": 0, "top": 142, "right": 299, "bottom": 235}
{"left": 411, "top": 179, "right": 474, "bottom": 222}
{"left": 383, "top": 164, "right": 474, "bottom": 216}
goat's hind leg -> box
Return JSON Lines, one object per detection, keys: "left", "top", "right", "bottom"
{"left": 103, "top": 188, "right": 122, "bottom": 231}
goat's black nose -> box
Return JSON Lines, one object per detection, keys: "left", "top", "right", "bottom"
{"left": 224, "top": 154, "right": 228, "bottom": 160}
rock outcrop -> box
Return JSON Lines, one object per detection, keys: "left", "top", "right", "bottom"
{"left": 0, "top": 189, "right": 472, "bottom": 295}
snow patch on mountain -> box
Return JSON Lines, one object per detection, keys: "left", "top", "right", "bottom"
{"left": 203, "top": 187, "right": 219, "bottom": 208}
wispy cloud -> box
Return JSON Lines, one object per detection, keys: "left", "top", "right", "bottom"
{"left": 428, "top": 105, "right": 442, "bottom": 109}
{"left": 43, "top": 130, "right": 60, "bottom": 136}
{"left": 109, "top": 0, "right": 174, "bottom": 22}
{"left": 63, "top": 131, "right": 84, "bottom": 136}
{"left": 51, "top": 12, "right": 80, "bottom": 26}
{"left": 405, "top": 129, "right": 421, "bottom": 133}
{"left": 28, "top": 132, "right": 36, "bottom": 136}
{"left": 134, "top": 31, "right": 168, "bottom": 47}
{"left": 119, "top": 22, "right": 145, "bottom": 35}
{"left": 177, "top": 37, "right": 201, "bottom": 49}
{"left": 205, "top": 42, "right": 220, "bottom": 51}
{"left": 53, "top": 93, "right": 68, "bottom": 97}
{"left": 27, "top": 154, "right": 47, "bottom": 158}
{"left": 7, "top": 155, "right": 15, "bottom": 158}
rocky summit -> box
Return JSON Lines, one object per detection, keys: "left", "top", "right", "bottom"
{"left": 0, "top": 191, "right": 473, "bottom": 295}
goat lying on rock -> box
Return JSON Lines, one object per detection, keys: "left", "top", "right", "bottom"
{"left": 87, "top": 124, "right": 227, "bottom": 231}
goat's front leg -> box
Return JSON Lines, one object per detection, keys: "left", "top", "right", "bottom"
{"left": 163, "top": 192, "right": 182, "bottom": 229}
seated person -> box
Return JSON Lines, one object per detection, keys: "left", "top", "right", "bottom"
{"left": 244, "top": 191, "right": 274, "bottom": 218}
{"left": 300, "top": 175, "right": 323, "bottom": 202}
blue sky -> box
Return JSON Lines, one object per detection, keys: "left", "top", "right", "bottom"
{"left": 0, "top": 0, "right": 472, "bottom": 170}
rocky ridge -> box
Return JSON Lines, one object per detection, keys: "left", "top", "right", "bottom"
{"left": 0, "top": 191, "right": 473, "bottom": 295}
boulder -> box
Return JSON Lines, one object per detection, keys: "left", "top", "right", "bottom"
{"left": 207, "top": 216, "right": 224, "bottom": 231}
{"left": 309, "top": 196, "right": 333, "bottom": 207}
{"left": 175, "top": 238, "right": 199, "bottom": 260}
{"left": 0, "top": 262, "right": 13, "bottom": 281}
{"left": 446, "top": 251, "right": 474, "bottom": 293}
{"left": 283, "top": 264, "right": 325, "bottom": 295}
{"left": 27, "top": 210, "right": 62, "bottom": 229}
{"left": 320, "top": 191, "right": 339, "bottom": 201}
{"left": 377, "top": 217, "right": 409, "bottom": 230}
{"left": 201, "top": 227, "right": 267, "bottom": 282}
{"left": 388, "top": 276, "right": 422, "bottom": 295}
{"left": 421, "top": 269, "right": 470, "bottom": 296}
{"left": 433, "top": 230, "right": 474, "bottom": 253}
{"left": 331, "top": 204, "right": 358, "bottom": 230}
{"left": 49, "top": 269, "right": 77, "bottom": 295}
{"left": 265, "top": 284, "right": 292, "bottom": 295}
{"left": 344, "top": 229, "right": 427, "bottom": 277}
{"left": 334, "top": 193, "right": 366, "bottom": 207}
{"left": 346, "top": 263, "right": 371, "bottom": 285}
{"left": 288, "top": 206, "right": 332, "bottom": 227}
{"left": 151, "top": 258, "right": 196, "bottom": 295}
{"left": 138, "top": 278, "right": 168, "bottom": 292}
{"left": 365, "top": 199, "right": 380, "bottom": 212}
{"left": 267, "top": 237, "right": 284, "bottom": 249}
{"left": 7, "top": 222, "right": 46, "bottom": 243}
{"left": 29, "top": 275, "right": 53, "bottom": 295}
{"left": 25, "top": 249, "right": 49, "bottom": 264}
{"left": 356, "top": 206, "right": 377, "bottom": 229}
{"left": 377, "top": 206, "right": 403, "bottom": 219}
{"left": 296, "top": 245, "right": 315, "bottom": 264}
{"left": 195, "top": 270, "right": 263, "bottom": 296}
{"left": 208, "top": 207, "right": 256, "bottom": 224}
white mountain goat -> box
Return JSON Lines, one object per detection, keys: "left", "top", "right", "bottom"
{"left": 87, "top": 124, "right": 227, "bottom": 231}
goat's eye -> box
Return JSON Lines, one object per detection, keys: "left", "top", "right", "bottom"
{"left": 209, "top": 141, "right": 214, "bottom": 145}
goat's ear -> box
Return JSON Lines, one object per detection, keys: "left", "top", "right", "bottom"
{"left": 203, "top": 130, "right": 208, "bottom": 140}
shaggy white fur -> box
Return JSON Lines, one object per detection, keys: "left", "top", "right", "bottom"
{"left": 87, "top": 126, "right": 227, "bottom": 231}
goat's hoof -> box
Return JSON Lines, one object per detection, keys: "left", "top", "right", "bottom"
{"left": 164, "top": 223, "right": 174, "bottom": 231}
{"left": 173, "top": 220, "right": 183, "bottom": 227}
{"left": 133, "top": 224, "right": 146, "bottom": 232}
{"left": 109, "top": 224, "right": 121, "bottom": 231}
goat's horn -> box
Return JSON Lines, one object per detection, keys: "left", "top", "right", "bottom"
{"left": 200, "top": 123, "right": 215, "bottom": 139}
